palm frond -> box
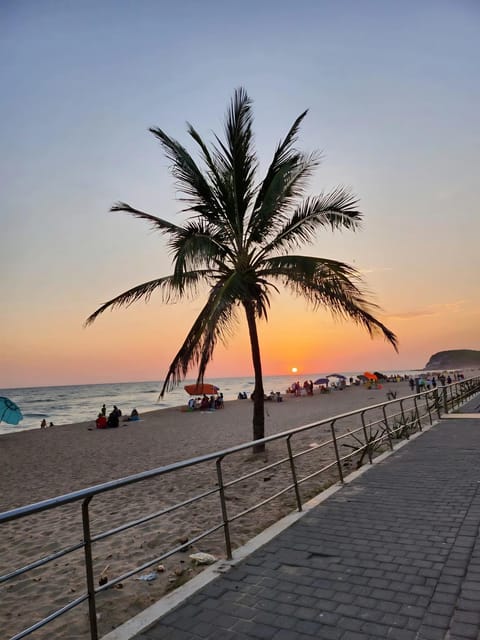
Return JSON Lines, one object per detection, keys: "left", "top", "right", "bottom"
{"left": 261, "top": 255, "right": 398, "bottom": 350}
{"left": 214, "top": 87, "right": 258, "bottom": 240}
{"left": 251, "top": 109, "right": 310, "bottom": 212}
{"left": 111, "top": 202, "right": 181, "bottom": 236}
{"left": 167, "top": 220, "right": 234, "bottom": 280}
{"left": 247, "top": 151, "right": 321, "bottom": 245}
{"left": 246, "top": 108, "right": 318, "bottom": 244}
{"left": 149, "top": 126, "right": 222, "bottom": 221}
{"left": 84, "top": 271, "right": 213, "bottom": 327}
{"left": 255, "top": 187, "right": 361, "bottom": 261}
{"left": 186, "top": 123, "right": 238, "bottom": 240}
{"left": 160, "top": 279, "right": 240, "bottom": 395}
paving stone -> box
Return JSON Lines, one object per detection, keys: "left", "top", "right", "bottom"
{"left": 416, "top": 624, "right": 449, "bottom": 640}
{"left": 453, "top": 609, "right": 480, "bottom": 625}
{"left": 232, "top": 619, "right": 278, "bottom": 639}
{"left": 386, "top": 628, "right": 416, "bottom": 640}
{"left": 448, "top": 621, "right": 479, "bottom": 638}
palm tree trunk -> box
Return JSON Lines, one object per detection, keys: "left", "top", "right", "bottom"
{"left": 244, "top": 301, "right": 266, "bottom": 453}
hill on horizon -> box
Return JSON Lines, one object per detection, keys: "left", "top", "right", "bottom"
{"left": 425, "top": 349, "right": 480, "bottom": 369}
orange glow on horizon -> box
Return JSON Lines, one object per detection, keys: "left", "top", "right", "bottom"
{"left": 2, "top": 284, "right": 480, "bottom": 388}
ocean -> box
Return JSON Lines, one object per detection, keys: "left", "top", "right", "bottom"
{"left": 1, "top": 370, "right": 419, "bottom": 435}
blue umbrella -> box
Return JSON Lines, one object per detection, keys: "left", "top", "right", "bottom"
{"left": 314, "top": 378, "right": 329, "bottom": 385}
{"left": 0, "top": 397, "right": 23, "bottom": 425}
{"left": 327, "top": 373, "right": 347, "bottom": 379}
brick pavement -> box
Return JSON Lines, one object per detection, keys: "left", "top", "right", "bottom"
{"left": 133, "top": 416, "right": 480, "bottom": 640}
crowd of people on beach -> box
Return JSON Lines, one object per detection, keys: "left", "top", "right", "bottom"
{"left": 287, "top": 380, "right": 316, "bottom": 396}
{"left": 95, "top": 404, "right": 140, "bottom": 428}
{"left": 407, "top": 372, "right": 464, "bottom": 394}
{"left": 246, "top": 390, "right": 283, "bottom": 402}
{"left": 187, "top": 393, "right": 224, "bottom": 411}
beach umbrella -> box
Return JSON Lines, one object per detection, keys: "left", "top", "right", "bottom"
{"left": 327, "top": 373, "right": 347, "bottom": 379}
{"left": 184, "top": 383, "right": 220, "bottom": 396}
{"left": 314, "top": 378, "right": 329, "bottom": 385}
{"left": 0, "top": 397, "right": 23, "bottom": 425}
{"left": 363, "top": 372, "right": 378, "bottom": 380}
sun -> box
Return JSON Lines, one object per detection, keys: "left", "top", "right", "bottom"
{"left": 291, "top": 367, "right": 298, "bottom": 373}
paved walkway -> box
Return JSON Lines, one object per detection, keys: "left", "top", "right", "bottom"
{"left": 134, "top": 405, "right": 480, "bottom": 640}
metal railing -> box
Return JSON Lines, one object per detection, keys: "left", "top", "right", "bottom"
{"left": 1, "top": 376, "right": 479, "bottom": 640}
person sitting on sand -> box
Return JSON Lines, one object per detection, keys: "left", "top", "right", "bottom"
{"left": 127, "top": 408, "right": 139, "bottom": 421}
{"left": 107, "top": 410, "right": 119, "bottom": 428}
{"left": 96, "top": 413, "right": 107, "bottom": 429}
{"left": 200, "top": 395, "right": 210, "bottom": 410}
{"left": 188, "top": 398, "right": 196, "bottom": 410}
{"left": 215, "top": 393, "right": 224, "bottom": 409}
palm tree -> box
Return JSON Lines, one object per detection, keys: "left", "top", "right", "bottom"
{"left": 86, "top": 88, "right": 398, "bottom": 452}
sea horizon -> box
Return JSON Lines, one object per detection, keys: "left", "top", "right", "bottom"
{"left": 0, "top": 367, "right": 439, "bottom": 435}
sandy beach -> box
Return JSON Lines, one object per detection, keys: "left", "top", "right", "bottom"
{"left": 0, "top": 377, "right": 463, "bottom": 639}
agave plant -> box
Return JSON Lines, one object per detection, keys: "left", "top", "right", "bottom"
{"left": 86, "top": 88, "right": 398, "bottom": 452}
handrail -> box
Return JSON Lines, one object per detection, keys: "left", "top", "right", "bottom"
{"left": 2, "top": 384, "right": 461, "bottom": 524}
{"left": 1, "top": 375, "right": 479, "bottom": 640}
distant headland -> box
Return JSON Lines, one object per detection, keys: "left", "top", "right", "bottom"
{"left": 425, "top": 349, "right": 480, "bottom": 369}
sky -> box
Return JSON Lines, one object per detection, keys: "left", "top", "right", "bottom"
{"left": 1, "top": 0, "right": 479, "bottom": 388}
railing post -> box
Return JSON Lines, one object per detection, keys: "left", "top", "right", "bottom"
{"left": 413, "top": 396, "right": 422, "bottom": 431}
{"left": 82, "top": 497, "right": 98, "bottom": 640}
{"left": 330, "top": 419, "right": 344, "bottom": 483}
{"left": 425, "top": 390, "right": 433, "bottom": 425}
{"left": 286, "top": 435, "right": 302, "bottom": 512}
{"left": 216, "top": 456, "right": 232, "bottom": 560}
{"left": 399, "top": 398, "right": 407, "bottom": 436}
{"left": 442, "top": 385, "right": 448, "bottom": 415}
{"left": 434, "top": 388, "right": 441, "bottom": 419}
{"left": 360, "top": 411, "right": 373, "bottom": 464}
{"left": 382, "top": 405, "right": 394, "bottom": 450}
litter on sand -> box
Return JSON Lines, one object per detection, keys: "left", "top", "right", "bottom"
{"left": 189, "top": 552, "right": 216, "bottom": 565}
{"left": 136, "top": 571, "right": 158, "bottom": 581}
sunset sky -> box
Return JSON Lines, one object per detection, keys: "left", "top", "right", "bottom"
{"left": 2, "top": 0, "right": 479, "bottom": 389}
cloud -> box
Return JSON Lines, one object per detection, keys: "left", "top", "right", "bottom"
{"left": 387, "top": 300, "right": 466, "bottom": 320}
{"left": 387, "top": 308, "right": 437, "bottom": 320}
{"left": 358, "top": 267, "right": 393, "bottom": 275}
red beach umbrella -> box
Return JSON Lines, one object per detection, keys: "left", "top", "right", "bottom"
{"left": 184, "top": 383, "right": 220, "bottom": 396}
{"left": 363, "top": 372, "right": 378, "bottom": 380}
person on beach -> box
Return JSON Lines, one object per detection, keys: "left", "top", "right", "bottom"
{"left": 127, "top": 408, "right": 139, "bottom": 421}
{"left": 101, "top": 404, "right": 106, "bottom": 416}
{"left": 49, "top": 422, "right": 54, "bottom": 427}
{"left": 107, "top": 410, "right": 119, "bottom": 428}
{"left": 40, "top": 419, "right": 47, "bottom": 429}
{"left": 96, "top": 413, "right": 107, "bottom": 429}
